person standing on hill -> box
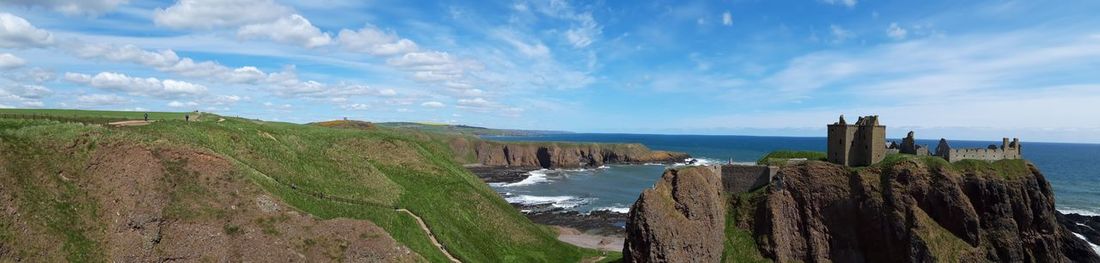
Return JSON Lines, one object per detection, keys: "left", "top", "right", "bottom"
{"left": 185, "top": 114, "right": 189, "bottom": 122}
{"left": 144, "top": 113, "right": 148, "bottom": 121}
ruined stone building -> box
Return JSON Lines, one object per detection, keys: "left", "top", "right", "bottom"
{"left": 827, "top": 115, "right": 886, "bottom": 166}
{"left": 893, "top": 131, "right": 930, "bottom": 156}
{"left": 935, "top": 137, "right": 1022, "bottom": 162}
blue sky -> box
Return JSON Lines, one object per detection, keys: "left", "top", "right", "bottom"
{"left": 2, "top": 0, "right": 1100, "bottom": 143}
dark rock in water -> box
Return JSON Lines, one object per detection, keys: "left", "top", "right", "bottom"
{"left": 623, "top": 167, "right": 725, "bottom": 263}
{"left": 623, "top": 160, "right": 1100, "bottom": 263}
{"left": 513, "top": 204, "right": 628, "bottom": 236}
{"left": 1059, "top": 212, "right": 1100, "bottom": 247}
{"left": 465, "top": 166, "right": 533, "bottom": 184}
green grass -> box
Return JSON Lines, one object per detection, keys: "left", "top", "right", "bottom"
{"left": 0, "top": 110, "right": 601, "bottom": 262}
{"left": 872, "top": 153, "right": 1029, "bottom": 180}
{"left": 0, "top": 120, "right": 107, "bottom": 262}
{"left": 756, "top": 151, "right": 827, "bottom": 166}
{"left": 0, "top": 108, "right": 191, "bottom": 121}
{"left": 722, "top": 189, "right": 771, "bottom": 263}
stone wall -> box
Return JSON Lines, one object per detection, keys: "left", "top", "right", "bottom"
{"left": 719, "top": 164, "right": 776, "bottom": 193}
{"left": 937, "top": 137, "right": 1022, "bottom": 162}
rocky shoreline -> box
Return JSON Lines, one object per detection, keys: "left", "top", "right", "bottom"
{"left": 1060, "top": 212, "right": 1100, "bottom": 248}
{"left": 467, "top": 166, "right": 630, "bottom": 237}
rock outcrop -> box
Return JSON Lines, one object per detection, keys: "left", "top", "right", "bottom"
{"left": 450, "top": 138, "right": 690, "bottom": 169}
{"left": 1059, "top": 212, "right": 1100, "bottom": 250}
{"left": 623, "top": 167, "right": 726, "bottom": 263}
{"left": 623, "top": 159, "right": 1100, "bottom": 262}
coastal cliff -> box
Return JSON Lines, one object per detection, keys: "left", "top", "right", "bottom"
{"left": 448, "top": 137, "right": 690, "bottom": 169}
{"left": 624, "top": 157, "right": 1100, "bottom": 262}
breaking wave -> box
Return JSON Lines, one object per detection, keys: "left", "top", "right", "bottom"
{"left": 504, "top": 194, "right": 590, "bottom": 208}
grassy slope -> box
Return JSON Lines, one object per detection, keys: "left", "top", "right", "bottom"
{"left": 0, "top": 110, "right": 597, "bottom": 262}
{"left": 756, "top": 151, "right": 827, "bottom": 166}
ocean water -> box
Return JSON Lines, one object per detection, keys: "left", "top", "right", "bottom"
{"left": 484, "top": 134, "right": 1100, "bottom": 216}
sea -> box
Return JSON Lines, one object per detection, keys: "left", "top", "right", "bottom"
{"left": 483, "top": 134, "right": 1100, "bottom": 218}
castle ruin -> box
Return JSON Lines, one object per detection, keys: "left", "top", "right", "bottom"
{"left": 826, "top": 115, "right": 1022, "bottom": 166}
{"left": 827, "top": 115, "right": 886, "bottom": 166}
{"left": 934, "top": 137, "right": 1021, "bottom": 162}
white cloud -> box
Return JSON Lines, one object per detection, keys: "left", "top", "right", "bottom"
{"left": 830, "top": 24, "right": 855, "bottom": 43}
{"left": 529, "top": 1, "right": 602, "bottom": 48}
{"left": 337, "top": 25, "right": 419, "bottom": 56}
{"left": 237, "top": 14, "right": 332, "bottom": 48}
{"left": 722, "top": 11, "right": 733, "bottom": 26}
{"left": 1, "top": 84, "right": 52, "bottom": 99}
{"left": 0, "top": 53, "right": 26, "bottom": 69}
{"left": 822, "top": 0, "right": 857, "bottom": 8}
{"left": 457, "top": 97, "right": 492, "bottom": 108}
{"left": 0, "top": 13, "right": 55, "bottom": 48}
{"left": 3, "top": 0, "right": 128, "bottom": 16}
{"left": 64, "top": 72, "right": 207, "bottom": 99}
{"left": 887, "top": 22, "right": 908, "bottom": 40}
{"left": 167, "top": 100, "right": 198, "bottom": 108}
{"left": 153, "top": 0, "right": 292, "bottom": 29}
{"left": 75, "top": 94, "right": 130, "bottom": 106}
{"left": 421, "top": 101, "right": 444, "bottom": 108}
{"left": 341, "top": 103, "right": 370, "bottom": 111}
{"left": 564, "top": 13, "right": 601, "bottom": 48}
{"left": 67, "top": 43, "right": 180, "bottom": 68}
{"left": 65, "top": 42, "right": 271, "bottom": 84}
{"left": 387, "top": 51, "right": 476, "bottom": 83}
{"left": 379, "top": 89, "right": 397, "bottom": 96}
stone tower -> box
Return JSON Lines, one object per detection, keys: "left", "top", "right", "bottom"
{"left": 827, "top": 115, "right": 886, "bottom": 166}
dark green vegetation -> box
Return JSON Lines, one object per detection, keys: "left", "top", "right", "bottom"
{"left": 0, "top": 109, "right": 601, "bottom": 262}
{"left": 376, "top": 122, "right": 567, "bottom": 136}
{"left": 722, "top": 189, "right": 771, "bottom": 263}
{"left": 756, "top": 150, "right": 827, "bottom": 166}
{"left": 873, "top": 153, "right": 1028, "bottom": 179}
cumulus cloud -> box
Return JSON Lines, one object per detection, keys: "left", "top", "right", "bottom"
{"left": 887, "top": 22, "right": 908, "bottom": 40}
{"left": 153, "top": 0, "right": 292, "bottom": 29}
{"left": 67, "top": 43, "right": 180, "bottom": 68}
{"left": 64, "top": 72, "right": 207, "bottom": 99}
{"left": 722, "top": 11, "right": 733, "bottom": 26}
{"left": 75, "top": 94, "right": 130, "bottom": 106}
{"left": 3, "top": 0, "right": 128, "bottom": 16}
{"left": 1, "top": 84, "right": 52, "bottom": 99}
{"left": 167, "top": 100, "right": 198, "bottom": 108}
{"left": 340, "top": 103, "right": 370, "bottom": 111}
{"left": 337, "top": 25, "right": 419, "bottom": 56}
{"left": 64, "top": 42, "right": 272, "bottom": 84}
{"left": 0, "top": 53, "right": 26, "bottom": 69}
{"left": 421, "top": 101, "right": 444, "bottom": 108}
{"left": 0, "top": 13, "right": 55, "bottom": 48}
{"left": 387, "top": 51, "right": 476, "bottom": 83}
{"left": 237, "top": 14, "right": 332, "bottom": 48}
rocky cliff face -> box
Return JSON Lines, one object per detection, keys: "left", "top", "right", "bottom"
{"left": 624, "top": 159, "right": 1100, "bottom": 263}
{"left": 449, "top": 137, "right": 690, "bottom": 168}
{"left": 623, "top": 167, "right": 726, "bottom": 262}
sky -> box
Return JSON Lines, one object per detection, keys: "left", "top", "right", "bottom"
{"left": 1, "top": 0, "right": 1100, "bottom": 143}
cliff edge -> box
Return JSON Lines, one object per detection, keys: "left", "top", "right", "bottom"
{"left": 448, "top": 137, "right": 690, "bottom": 169}
{"left": 624, "top": 157, "right": 1100, "bottom": 262}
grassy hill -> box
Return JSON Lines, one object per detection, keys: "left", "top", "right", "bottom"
{"left": 0, "top": 109, "right": 601, "bottom": 262}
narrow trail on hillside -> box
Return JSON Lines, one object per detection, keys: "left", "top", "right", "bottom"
{"left": 397, "top": 208, "right": 462, "bottom": 263}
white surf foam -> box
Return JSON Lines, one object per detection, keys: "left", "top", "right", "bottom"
{"left": 591, "top": 206, "right": 630, "bottom": 214}
{"left": 1072, "top": 232, "right": 1100, "bottom": 254}
{"left": 1058, "top": 208, "right": 1100, "bottom": 217}
{"left": 597, "top": 165, "right": 610, "bottom": 169}
{"left": 498, "top": 169, "right": 551, "bottom": 187}
{"left": 505, "top": 195, "right": 589, "bottom": 208}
